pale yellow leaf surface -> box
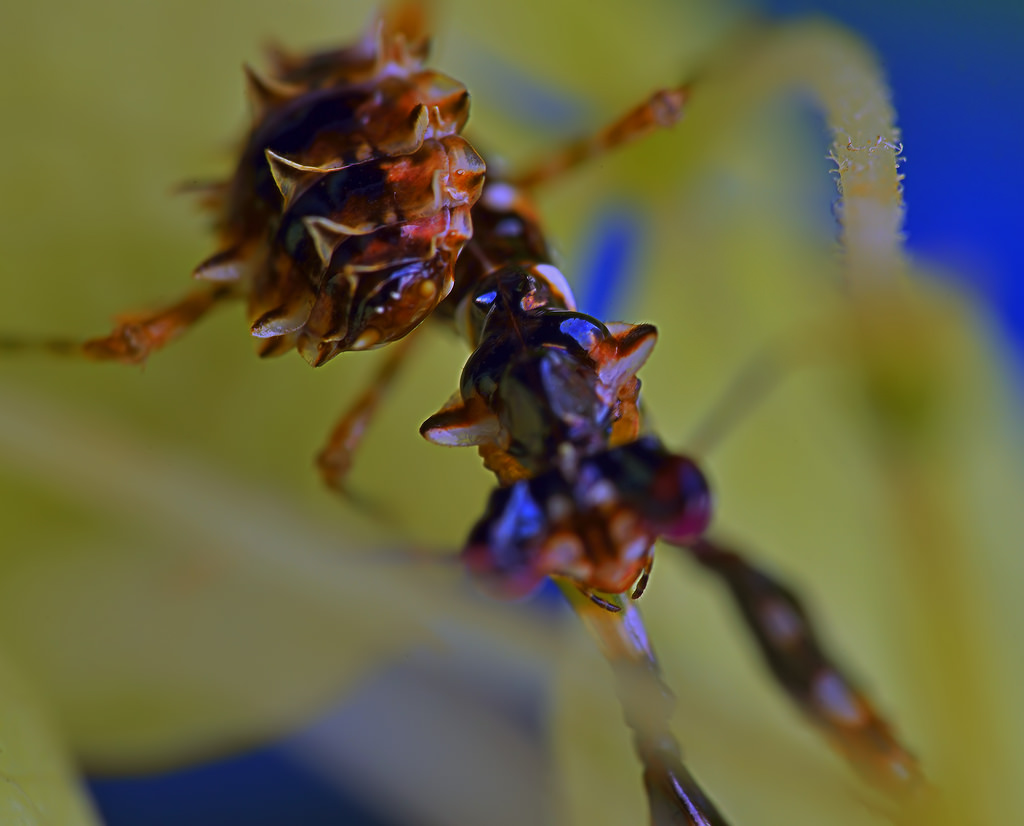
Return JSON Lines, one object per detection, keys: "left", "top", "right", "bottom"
{"left": 0, "top": 651, "right": 100, "bottom": 826}
{"left": 0, "top": 385, "right": 575, "bottom": 768}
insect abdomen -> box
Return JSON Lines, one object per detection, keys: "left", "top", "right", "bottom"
{"left": 193, "top": 13, "right": 485, "bottom": 365}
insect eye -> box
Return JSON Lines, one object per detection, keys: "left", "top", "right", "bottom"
{"left": 461, "top": 482, "right": 550, "bottom": 600}
{"left": 475, "top": 289, "right": 498, "bottom": 308}
{"left": 651, "top": 455, "right": 712, "bottom": 544}
{"left": 557, "top": 314, "right": 606, "bottom": 351}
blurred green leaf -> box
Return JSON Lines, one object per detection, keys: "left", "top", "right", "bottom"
{"left": 0, "top": 651, "right": 100, "bottom": 825}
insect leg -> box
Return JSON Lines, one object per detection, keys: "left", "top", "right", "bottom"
{"left": 0, "top": 283, "right": 239, "bottom": 365}
{"left": 563, "top": 586, "right": 733, "bottom": 825}
{"left": 511, "top": 86, "right": 690, "bottom": 190}
{"left": 315, "top": 331, "right": 418, "bottom": 494}
{"left": 681, "top": 537, "right": 923, "bottom": 795}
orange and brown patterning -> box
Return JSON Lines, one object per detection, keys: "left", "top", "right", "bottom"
{"left": 194, "top": 8, "right": 485, "bottom": 365}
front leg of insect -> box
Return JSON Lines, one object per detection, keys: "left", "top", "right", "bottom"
{"left": 680, "top": 538, "right": 923, "bottom": 794}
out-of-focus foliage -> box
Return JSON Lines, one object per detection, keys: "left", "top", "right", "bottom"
{"left": 0, "top": 651, "right": 100, "bottom": 824}
{"left": 0, "top": 0, "right": 1021, "bottom": 824}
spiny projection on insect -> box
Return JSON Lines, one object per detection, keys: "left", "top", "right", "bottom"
{"left": 2, "top": 4, "right": 925, "bottom": 822}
